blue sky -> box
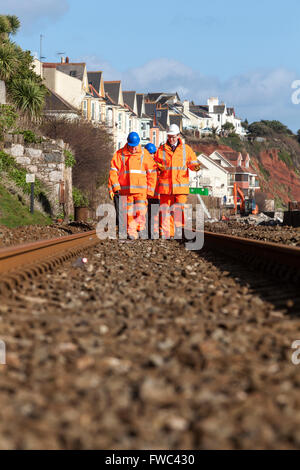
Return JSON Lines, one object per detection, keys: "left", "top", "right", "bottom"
{"left": 2, "top": 0, "right": 300, "bottom": 130}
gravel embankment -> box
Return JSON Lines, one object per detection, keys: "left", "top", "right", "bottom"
{"left": 0, "top": 223, "right": 94, "bottom": 247}
{"left": 205, "top": 221, "right": 300, "bottom": 246}
{"left": 0, "top": 238, "right": 299, "bottom": 449}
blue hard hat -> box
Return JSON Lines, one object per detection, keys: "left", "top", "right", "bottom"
{"left": 127, "top": 132, "right": 140, "bottom": 147}
{"left": 145, "top": 143, "right": 157, "bottom": 154}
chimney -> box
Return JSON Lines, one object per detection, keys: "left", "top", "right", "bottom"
{"left": 183, "top": 100, "right": 189, "bottom": 114}
{"left": 207, "top": 97, "right": 219, "bottom": 113}
{"left": 66, "top": 57, "right": 69, "bottom": 63}
{"left": 61, "top": 56, "right": 65, "bottom": 63}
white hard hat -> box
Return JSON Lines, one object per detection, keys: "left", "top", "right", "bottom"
{"left": 167, "top": 124, "right": 180, "bottom": 135}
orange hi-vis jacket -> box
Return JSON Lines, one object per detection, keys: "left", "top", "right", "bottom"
{"left": 155, "top": 138, "right": 199, "bottom": 195}
{"left": 108, "top": 144, "right": 157, "bottom": 198}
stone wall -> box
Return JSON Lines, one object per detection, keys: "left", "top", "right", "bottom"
{"left": 0, "top": 81, "right": 6, "bottom": 104}
{"left": 3, "top": 134, "right": 73, "bottom": 218}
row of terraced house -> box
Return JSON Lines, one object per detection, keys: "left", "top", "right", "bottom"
{"left": 33, "top": 57, "right": 259, "bottom": 206}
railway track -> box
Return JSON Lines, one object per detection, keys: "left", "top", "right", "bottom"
{"left": 0, "top": 231, "right": 300, "bottom": 448}
{"left": 202, "top": 231, "right": 300, "bottom": 285}
{"left": 0, "top": 228, "right": 299, "bottom": 297}
{"left": 0, "top": 229, "right": 99, "bottom": 294}
{"left": 0, "top": 236, "right": 299, "bottom": 449}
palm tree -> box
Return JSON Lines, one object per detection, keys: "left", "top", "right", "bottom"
{"left": 0, "top": 15, "right": 20, "bottom": 41}
{"left": 0, "top": 42, "right": 19, "bottom": 81}
{"left": 6, "top": 15, "right": 20, "bottom": 35}
{"left": 8, "top": 78, "right": 48, "bottom": 120}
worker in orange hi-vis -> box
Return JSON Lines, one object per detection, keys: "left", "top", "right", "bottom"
{"left": 155, "top": 124, "right": 201, "bottom": 239}
{"left": 108, "top": 132, "right": 157, "bottom": 240}
{"left": 145, "top": 143, "right": 160, "bottom": 239}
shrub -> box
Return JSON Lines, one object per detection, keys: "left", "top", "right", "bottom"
{"left": 248, "top": 120, "right": 293, "bottom": 137}
{"left": 257, "top": 160, "right": 270, "bottom": 180}
{"left": 64, "top": 149, "right": 76, "bottom": 168}
{"left": 73, "top": 186, "right": 89, "bottom": 207}
{"left": 8, "top": 78, "right": 48, "bottom": 120}
{"left": 0, "top": 150, "right": 51, "bottom": 212}
{"left": 278, "top": 150, "right": 293, "bottom": 168}
{"left": 0, "top": 104, "right": 17, "bottom": 139}
{"left": 41, "top": 117, "right": 113, "bottom": 210}
{"left": 21, "top": 129, "right": 42, "bottom": 144}
{"left": 222, "top": 122, "right": 235, "bottom": 131}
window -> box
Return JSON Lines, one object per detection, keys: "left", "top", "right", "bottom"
{"left": 69, "top": 71, "right": 77, "bottom": 77}
{"left": 83, "top": 100, "right": 87, "bottom": 118}
{"left": 91, "top": 102, "right": 95, "bottom": 120}
{"left": 118, "top": 113, "right": 122, "bottom": 130}
{"left": 106, "top": 108, "right": 112, "bottom": 126}
{"left": 228, "top": 174, "right": 234, "bottom": 185}
{"left": 153, "top": 133, "right": 156, "bottom": 146}
{"left": 129, "top": 119, "right": 132, "bottom": 133}
{"left": 218, "top": 115, "right": 220, "bottom": 122}
{"left": 235, "top": 174, "right": 248, "bottom": 182}
{"left": 157, "top": 111, "right": 161, "bottom": 117}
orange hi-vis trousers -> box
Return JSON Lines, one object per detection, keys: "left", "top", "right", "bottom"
{"left": 159, "top": 194, "right": 187, "bottom": 238}
{"left": 120, "top": 194, "right": 148, "bottom": 239}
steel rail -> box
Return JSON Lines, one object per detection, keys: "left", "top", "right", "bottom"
{"left": 0, "top": 230, "right": 99, "bottom": 292}
{"left": 203, "top": 231, "right": 300, "bottom": 268}
{"left": 201, "top": 230, "right": 300, "bottom": 283}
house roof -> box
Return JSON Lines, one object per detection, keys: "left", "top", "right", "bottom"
{"left": 210, "top": 151, "right": 234, "bottom": 167}
{"left": 44, "top": 88, "right": 79, "bottom": 113}
{"left": 213, "top": 105, "right": 226, "bottom": 114}
{"left": 191, "top": 104, "right": 209, "bottom": 112}
{"left": 105, "top": 92, "right": 118, "bottom": 106}
{"left": 57, "top": 64, "right": 85, "bottom": 81}
{"left": 157, "top": 121, "right": 166, "bottom": 131}
{"left": 88, "top": 83, "right": 105, "bottom": 100}
{"left": 218, "top": 151, "right": 241, "bottom": 162}
{"left": 123, "top": 91, "right": 136, "bottom": 111}
{"left": 104, "top": 81, "right": 121, "bottom": 105}
{"left": 169, "top": 115, "right": 182, "bottom": 128}
{"left": 136, "top": 93, "right": 144, "bottom": 117}
{"left": 146, "top": 93, "right": 164, "bottom": 102}
{"left": 198, "top": 153, "right": 230, "bottom": 173}
{"left": 145, "top": 102, "right": 156, "bottom": 117}
{"left": 146, "top": 92, "right": 181, "bottom": 104}
{"left": 43, "top": 62, "right": 86, "bottom": 81}
{"left": 157, "top": 109, "right": 169, "bottom": 130}
{"left": 226, "top": 166, "right": 257, "bottom": 175}
{"left": 124, "top": 103, "right": 137, "bottom": 116}
{"left": 87, "top": 71, "right": 103, "bottom": 95}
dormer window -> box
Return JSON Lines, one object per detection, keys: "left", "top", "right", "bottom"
{"left": 70, "top": 71, "right": 77, "bottom": 77}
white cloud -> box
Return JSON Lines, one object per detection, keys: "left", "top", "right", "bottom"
{"left": 78, "top": 55, "right": 119, "bottom": 81}
{"left": 80, "top": 55, "right": 299, "bottom": 130}
{"left": 1, "top": 0, "right": 69, "bottom": 31}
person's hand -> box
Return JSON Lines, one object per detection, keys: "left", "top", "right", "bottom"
{"left": 156, "top": 162, "right": 166, "bottom": 172}
{"left": 109, "top": 192, "right": 114, "bottom": 200}
{"left": 193, "top": 164, "right": 201, "bottom": 172}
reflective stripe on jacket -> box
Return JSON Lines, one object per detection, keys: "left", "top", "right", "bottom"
{"left": 108, "top": 144, "right": 157, "bottom": 197}
{"left": 155, "top": 138, "right": 199, "bottom": 195}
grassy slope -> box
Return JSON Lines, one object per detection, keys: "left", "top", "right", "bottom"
{"left": 0, "top": 183, "right": 52, "bottom": 228}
